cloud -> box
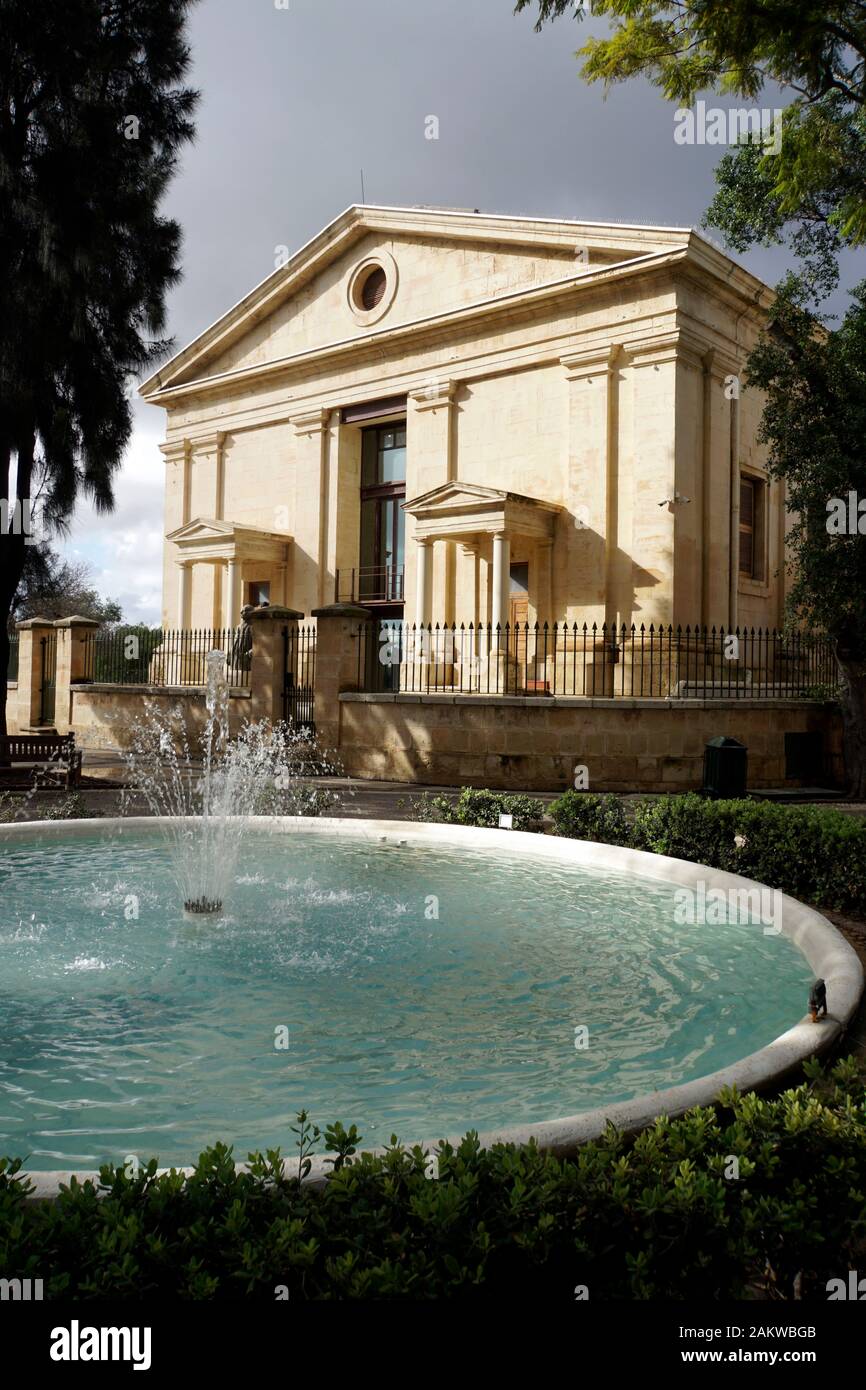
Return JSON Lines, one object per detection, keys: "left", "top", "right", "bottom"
{"left": 56, "top": 408, "right": 165, "bottom": 625}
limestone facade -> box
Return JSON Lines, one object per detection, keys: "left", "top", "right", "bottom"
{"left": 141, "top": 205, "right": 784, "bottom": 636}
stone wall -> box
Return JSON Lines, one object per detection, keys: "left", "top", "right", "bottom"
{"left": 336, "top": 693, "right": 842, "bottom": 792}
{"left": 69, "top": 684, "right": 252, "bottom": 751}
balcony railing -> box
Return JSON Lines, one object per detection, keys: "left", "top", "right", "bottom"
{"left": 335, "top": 565, "right": 404, "bottom": 606}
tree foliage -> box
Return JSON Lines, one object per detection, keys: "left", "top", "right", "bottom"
{"left": 0, "top": 1, "right": 198, "bottom": 730}
{"left": 517, "top": 1, "right": 866, "bottom": 250}
{"left": 10, "top": 547, "right": 122, "bottom": 628}
{"left": 518, "top": 0, "right": 866, "bottom": 792}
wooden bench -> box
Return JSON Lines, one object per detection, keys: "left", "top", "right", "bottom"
{"left": 0, "top": 734, "right": 83, "bottom": 790}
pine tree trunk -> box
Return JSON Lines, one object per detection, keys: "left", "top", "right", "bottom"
{"left": 0, "top": 435, "right": 33, "bottom": 741}
{"left": 836, "top": 651, "right": 866, "bottom": 800}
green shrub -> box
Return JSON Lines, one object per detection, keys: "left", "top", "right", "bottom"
{"left": 1, "top": 1056, "right": 864, "bottom": 1300}
{"left": 404, "top": 791, "right": 461, "bottom": 824}
{"left": 630, "top": 792, "right": 741, "bottom": 868}
{"left": 407, "top": 787, "right": 544, "bottom": 833}
{"left": 548, "top": 791, "right": 630, "bottom": 845}
{"left": 629, "top": 794, "right": 866, "bottom": 915}
{"left": 728, "top": 801, "right": 866, "bottom": 915}
{"left": 0, "top": 791, "right": 90, "bottom": 824}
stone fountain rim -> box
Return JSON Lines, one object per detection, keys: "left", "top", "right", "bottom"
{"left": 1, "top": 814, "right": 861, "bottom": 1199}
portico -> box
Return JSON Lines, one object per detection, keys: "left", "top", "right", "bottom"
{"left": 165, "top": 518, "right": 292, "bottom": 629}
{"left": 403, "top": 483, "right": 561, "bottom": 629}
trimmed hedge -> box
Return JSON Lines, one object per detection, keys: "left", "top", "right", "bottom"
{"left": 2, "top": 1058, "right": 865, "bottom": 1300}
{"left": 409, "top": 787, "right": 545, "bottom": 833}
{"left": 548, "top": 791, "right": 866, "bottom": 916}
{"left": 548, "top": 790, "right": 630, "bottom": 845}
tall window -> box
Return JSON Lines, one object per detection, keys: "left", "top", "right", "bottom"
{"left": 739, "top": 476, "right": 766, "bottom": 581}
{"left": 359, "top": 423, "right": 406, "bottom": 602}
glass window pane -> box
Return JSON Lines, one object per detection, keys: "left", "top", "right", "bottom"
{"left": 361, "top": 430, "right": 378, "bottom": 486}
{"left": 740, "top": 479, "right": 754, "bottom": 525}
{"left": 380, "top": 499, "right": 394, "bottom": 566}
{"left": 381, "top": 444, "right": 405, "bottom": 483}
{"left": 394, "top": 504, "right": 405, "bottom": 570}
{"left": 360, "top": 499, "right": 377, "bottom": 569}
{"left": 509, "top": 563, "right": 529, "bottom": 595}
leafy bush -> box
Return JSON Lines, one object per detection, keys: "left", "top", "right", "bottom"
{"left": 630, "top": 794, "right": 866, "bottom": 915}
{"left": 729, "top": 800, "right": 866, "bottom": 915}
{"left": 0, "top": 791, "right": 90, "bottom": 824}
{"left": 630, "top": 792, "right": 741, "bottom": 868}
{"left": 544, "top": 791, "right": 866, "bottom": 916}
{"left": 404, "top": 791, "right": 460, "bottom": 823}
{"left": 408, "top": 787, "right": 544, "bottom": 833}
{"left": 2, "top": 1057, "right": 864, "bottom": 1300}
{"left": 548, "top": 791, "right": 630, "bottom": 845}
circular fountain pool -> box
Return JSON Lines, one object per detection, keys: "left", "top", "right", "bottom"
{"left": 0, "top": 818, "right": 860, "bottom": 1176}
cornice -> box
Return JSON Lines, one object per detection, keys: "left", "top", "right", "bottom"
{"left": 408, "top": 379, "right": 457, "bottom": 411}
{"left": 291, "top": 407, "right": 332, "bottom": 438}
{"left": 561, "top": 345, "right": 619, "bottom": 381}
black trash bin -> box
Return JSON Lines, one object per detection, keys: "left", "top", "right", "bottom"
{"left": 702, "top": 735, "right": 747, "bottom": 799}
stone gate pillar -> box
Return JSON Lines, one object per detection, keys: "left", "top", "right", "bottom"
{"left": 13, "top": 616, "right": 55, "bottom": 730}
{"left": 247, "top": 604, "right": 303, "bottom": 725}
{"left": 53, "top": 616, "right": 101, "bottom": 735}
{"left": 309, "top": 602, "right": 373, "bottom": 754}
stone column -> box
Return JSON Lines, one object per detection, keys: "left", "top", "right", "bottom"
{"left": 491, "top": 533, "right": 510, "bottom": 632}
{"left": 177, "top": 561, "right": 191, "bottom": 628}
{"left": 561, "top": 346, "right": 618, "bottom": 627}
{"left": 406, "top": 380, "right": 456, "bottom": 621}
{"left": 13, "top": 617, "right": 54, "bottom": 730}
{"left": 415, "top": 539, "right": 433, "bottom": 625}
{"left": 226, "top": 558, "right": 242, "bottom": 629}
{"left": 292, "top": 407, "right": 331, "bottom": 611}
{"left": 536, "top": 539, "right": 553, "bottom": 625}
{"left": 458, "top": 541, "right": 479, "bottom": 626}
{"left": 246, "top": 604, "right": 304, "bottom": 726}
{"left": 309, "top": 602, "right": 373, "bottom": 756}
{"left": 53, "top": 616, "right": 100, "bottom": 735}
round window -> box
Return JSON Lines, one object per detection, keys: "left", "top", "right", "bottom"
{"left": 346, "top": 253, "right": 398, "bottom": 324}
{"left": 358, "top": 265, "right": 387, "bottom": 311}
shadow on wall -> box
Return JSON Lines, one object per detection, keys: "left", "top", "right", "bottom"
{"left": 559, "top": 512, "right": 662, "bottom": 625}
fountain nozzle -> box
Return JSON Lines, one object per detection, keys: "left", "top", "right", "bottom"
{"left": 184, "top": 897, "right": 223, "bottom": 916}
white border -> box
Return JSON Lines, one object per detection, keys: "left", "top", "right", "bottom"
{"left": 1, "top": 816, "right": 861, "bottom": 1197}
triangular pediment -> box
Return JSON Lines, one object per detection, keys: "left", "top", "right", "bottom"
{"left": 405, "top": 482, "right": 560, "bottom": 515}
{"left": 166, "top": 517, "right": 291, "bottom": 544}
{"left": 140, "top": 205, "right": 696, "bottom": 400}
{"left": 166, "top": 517, "right": 235, "bottom": 543}
{"left": 406, "top": 482, "right": 561, "bottom": 542}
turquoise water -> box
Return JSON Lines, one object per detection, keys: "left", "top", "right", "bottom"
{"left": 0, "top": 829, "right": 812, "bottom": 1170}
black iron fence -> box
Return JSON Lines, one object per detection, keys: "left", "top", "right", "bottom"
{"left": 358, "top": 621, "right": 838, "bottom": 700}
{"left": 82, "top": 626, "right": 251, "bottom": 688}
{"left": 283, "top": 623, "right": 316, "bottom": 730}
{"left": 39, "top": 631, "right": 57, "bottom": 724}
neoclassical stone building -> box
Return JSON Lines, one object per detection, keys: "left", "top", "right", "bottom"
{"left": 141, "top": 204, "right": 784, "bottom": 635}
